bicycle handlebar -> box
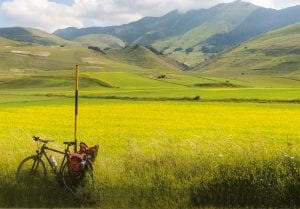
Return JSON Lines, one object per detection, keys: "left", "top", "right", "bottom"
{"left": 33, "top": 136, "right": 54, "bottom": 143}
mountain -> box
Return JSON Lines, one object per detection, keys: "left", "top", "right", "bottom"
{"left": 0, "top": 27, "right": 75, "bottom": 46}
{"left": 152, "top": 1, "right": 258, "bottom": 66}
{"left": 203, "top": 5, "right": 300, "bottom": 54}
{"left": 54, "top": 8, "right": 219, "bottom": 43}
{"left": 54, "top": 1, "right": 258, "bottom": 46}
{"left": 54, "top": 1, "right": 300, "bottom": 67}
{"left": 193, "top": 22, "right": 300, "bottom": 77}
{"left": 73, "top": 34, "right": 126, "bottom": 49}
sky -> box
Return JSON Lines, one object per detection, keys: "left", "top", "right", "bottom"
{"left": 0, "top": 0, "right": 300, "bottom": 32}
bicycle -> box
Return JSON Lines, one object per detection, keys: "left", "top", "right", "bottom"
{"left": 16, "top": 136, "right": 94, "bottom": 195}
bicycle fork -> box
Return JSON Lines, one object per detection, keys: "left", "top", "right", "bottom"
{"left": 30, "top": 154, "right": 41, "bottom": 174}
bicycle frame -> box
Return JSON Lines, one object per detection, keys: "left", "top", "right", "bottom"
{"left": 36, "top": 143, "right": 71, "bottom": 174}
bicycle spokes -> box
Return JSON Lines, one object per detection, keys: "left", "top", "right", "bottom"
{"left": 16, "top": 156, "right": 46, "bottom": 185}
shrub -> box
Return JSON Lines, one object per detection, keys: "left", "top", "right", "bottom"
{"left": 88, "top": 46, "right": 106, "bottom": 54}
{"left": 185, "top": 48, "right": 194, "bottom": 54}
{"left": 173, "top": 47, "right": 182, "bottom": 52}
{"left": 157, "top": 74, "right": 167, "bottom": 79}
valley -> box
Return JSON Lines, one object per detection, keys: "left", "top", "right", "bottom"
{"left": 0, "top": 1, "right": 299, "bottom": 208}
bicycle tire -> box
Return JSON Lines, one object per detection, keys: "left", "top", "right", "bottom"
{"left": 61, "top": 160, "right": 94, "bottom": 195}
{"left": 16, "top": 155, "right": 47, "bottom": 185}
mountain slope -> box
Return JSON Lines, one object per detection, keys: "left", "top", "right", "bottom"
{"left": 0, "top": 36, "right": 181, "bottom": 75}
{"left": 0, "top": 27, "right": 76, "bottom": 46}
{"left": 193, "top": 22, "right": 300, "bottom": 77}
{"left": 0, "top": 36, "right": 21, "bottom": 46}
{"left": 73, "top": 34, "right": 125, "bottom": 49}
{"left": 204, "top": 5, "right": 300, "bottom": 54}
{"left": 152, "top": 1, "right": 258, "bottom": 66}
{"left": 104, "top": 45, "right": 182, "bottom": 71}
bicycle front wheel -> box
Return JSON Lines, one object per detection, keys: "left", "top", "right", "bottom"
{"left": 16, "top": 155, "right": 47, "bottom": 185}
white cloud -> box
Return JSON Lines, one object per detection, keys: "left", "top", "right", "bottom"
{"left": 244, "top": 0, "right": 275, "bottom": 8}
{"left": 0, "top": 0, "right": 299, "bottom": 32}
{"left": 0, "top": 0, "right": 82, "bottom": 31}
{"left": 272, "top": 0, "right": 300, "bottom": 9}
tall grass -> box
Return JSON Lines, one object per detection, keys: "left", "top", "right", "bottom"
{"left": 1, "top": 144, "right": 298, "bottom": 208}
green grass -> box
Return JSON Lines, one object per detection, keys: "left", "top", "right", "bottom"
{"left": 2, "top": 71, "right": 300, "bottom": 103}
{"left": 0, "top": 75, "right": 113, "bottom": 89}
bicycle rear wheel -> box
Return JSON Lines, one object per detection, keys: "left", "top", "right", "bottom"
{"left": 61, "top": 160, "right": 94, "bottom": 195}
{"left": 16, "top": 155, "right": 47, "bottom": 185}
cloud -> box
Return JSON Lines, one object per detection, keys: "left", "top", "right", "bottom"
{"left": 244, "top": 0, "right": 275, "bottom": 8}
{"left": 0, "top": 0, "right": 82, "bottom": 31}
{"left": 0, "top": 0, "right": 299, "bottom": 32}
{"left": 272, "top": 0, "right": 300, "bottom": 9}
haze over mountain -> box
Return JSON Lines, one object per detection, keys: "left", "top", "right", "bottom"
{"left": 54, "top": 1, "right": 300, "bottom": 67}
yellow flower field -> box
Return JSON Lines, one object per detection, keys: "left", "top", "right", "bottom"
{"left": 0, "top": 100, "right": 299, "bottom": 208}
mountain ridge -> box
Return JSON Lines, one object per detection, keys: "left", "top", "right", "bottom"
{"left": 53, "top": 1, "right": 300, "bottom": 67}
{"left": 53, "top": 1, "right": 258, "bottom": 44}
{"left": 2, "top": 1, "right": 300, "bottom": 69}
{"left": 0, "top": 27, "right": 75, "bottom": 46}
{"left": 192, "top": 22, "right": 300, "bottom": 77}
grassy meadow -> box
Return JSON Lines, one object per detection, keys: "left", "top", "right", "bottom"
{"left": 0, "top": 36, "right": 299, "bottom": 208}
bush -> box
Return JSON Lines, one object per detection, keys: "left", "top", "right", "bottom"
{"left": 185, "top": 47, "right": 194, "bottom": 54}
{"left": 88, "top": 46, "right": 106, "bottom": 54}
{"left": 194, "top": 96, "right": 200, "bottom": 101}
{"left": 173, "top": 47, "right": 182, "bottom": 52}
{"left": 157, "top": 74, "right": 167, "bottom": 79}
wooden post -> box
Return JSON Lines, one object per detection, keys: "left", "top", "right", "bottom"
{"left": 74, "top": 65, "right": 79, "bottom": 153}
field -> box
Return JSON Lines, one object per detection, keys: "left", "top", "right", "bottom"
{"left": 0, "top": 36, "right": 299, "bottom": 208}
{"left": 0, "top": 96, "right": 299, "bottom": 208}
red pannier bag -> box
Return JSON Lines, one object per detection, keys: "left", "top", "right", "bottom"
{"left": 68, "top": 153, "right": 85, "bottom": 172}
{"left": 88, "top": 145, "right": 99, "bottom": 162}
{"left": 79, "top": 142, "right": 88, "bottom": 154}
{"left": 79, "top": 142, "right": 99, "bottom": 162}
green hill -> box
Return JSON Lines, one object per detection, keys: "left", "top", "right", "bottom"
{"left": 0, "top": 37, "right": 21, "bottom": 46}
{"left": 0, "top": 75, "right": 113, "bottom": 89}
{"left": 104, "top": 45, "right": 182, "bottom": 72}
{"left": 0, "top": 27, "right": 76, "bottom": 46}
{"left": 73, "top": 34, "right": 125, "bottom": 49}
{"left": 193, "top": 22, "right": 300, "bottom": 78}
{"left": 0, "top": 37, "right": 182, "bottom": 82}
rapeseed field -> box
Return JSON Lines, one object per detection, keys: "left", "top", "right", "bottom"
{"left": 0, "top": 99, "right": 299, "bottom": 208}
